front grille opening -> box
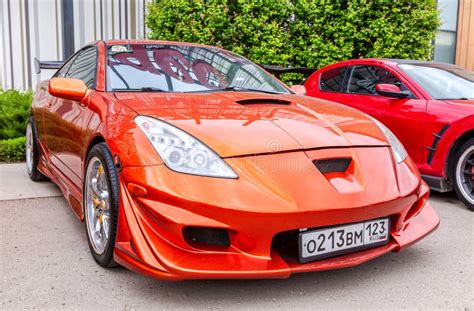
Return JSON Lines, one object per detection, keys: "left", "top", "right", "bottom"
{"left": 272, "top": 216, "right": 399, "bottom": 263}
{"left": 271, "top": 230, "right": 299, "bottom": 261}
{"left": 314, "top": 157, "right": 352, "bottom": 174}
{"left": 183, "top": 226, "right": 230, "bottom": 249}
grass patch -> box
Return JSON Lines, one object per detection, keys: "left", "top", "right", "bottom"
{"left": 0, "top": 137, "right": 26, "bottom": 162}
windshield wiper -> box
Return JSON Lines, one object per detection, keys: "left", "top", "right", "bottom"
{"left": 439, "top": 97, "right": 473, "bottom": 100}
{"left": 112, "top": 87, "right": 167, "bottom": 92}
{"left": 216, "top": 86, "right": 283, "bottom": 95}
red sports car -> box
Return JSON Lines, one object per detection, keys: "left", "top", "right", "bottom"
{"left": 28, "top": 41, "right": 439, "bottom": 280}
{"left": 305, "top": 59, "right": 474, "bottom": 210}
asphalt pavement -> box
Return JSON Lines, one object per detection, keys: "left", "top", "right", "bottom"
{"left": 0, "top": 163, "right": 473, "bottom": 310}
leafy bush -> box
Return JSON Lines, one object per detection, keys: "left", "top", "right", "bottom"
{"left": 0, "top": 137, "right": 26, "bottom": 162}
{"left": 0, "top": 89, "right": 32, "bottom": 140}
{"left": 147, "top": 0, "right": 440, "bottom": 81}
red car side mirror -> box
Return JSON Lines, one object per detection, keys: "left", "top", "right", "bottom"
{"left": 290, "top": 85, "right": 306, "bottom": 96}
{"left": 49, "top": 77, "right": 87, "bottom": 101}
{"left": 375, "top": 84, "right": 409, "bottom": 99}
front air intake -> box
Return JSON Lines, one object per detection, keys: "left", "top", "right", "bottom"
{"left": 183, "top": 226, "right": 230, "bottom": 247}
{"left": 314, "top": 157, "right": 352, "bottom": 174}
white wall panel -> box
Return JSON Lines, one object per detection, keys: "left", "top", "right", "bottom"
{"left": 0, "top": 0, "right": 149, "bottom": 90}
{"left": 9, "top": 0, "right": 23, "bottom": 89}
{"left": 1, "top": 0, "right": 8, "bottom": 88}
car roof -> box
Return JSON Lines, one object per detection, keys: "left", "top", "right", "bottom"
{"left": 318, "top": 58, "right": 466, "bottom": 72}
{"left": 351, "top": 58, "right": 462, "bottom": 68}
{"left": 102, "top": 39, "right": 221, "bottom": 50}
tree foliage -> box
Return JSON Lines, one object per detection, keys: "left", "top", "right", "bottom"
{"left": 147, "top": 0, "right": 440, "bottom": 71}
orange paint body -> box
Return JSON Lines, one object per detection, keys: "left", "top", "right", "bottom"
{"left": 31, "top": 40, "right": 439, "bottom": 280}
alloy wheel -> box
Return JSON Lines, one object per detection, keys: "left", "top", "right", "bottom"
{"left": 26, "top": 123, "right": 34, "bottom": 174}
{"left": 84, "top": 157, "right": 112, "bottom": 255}
{"left": 456, "top": 146, "right": 474, "bottom": 205}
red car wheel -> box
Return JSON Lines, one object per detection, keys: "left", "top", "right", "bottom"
{"left": 453, "top": 138, "right": 474, "bottom": 211}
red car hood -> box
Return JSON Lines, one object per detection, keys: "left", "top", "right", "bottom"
{"left": 115, "top": 92, "right": 388, "bottom": 157}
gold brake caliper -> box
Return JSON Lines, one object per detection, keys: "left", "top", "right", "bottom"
{"left": 98, "top": 164, "right": 104, "bottom": 177}
{"left": 94, "top": 164, "right": 105, "bottom": 225}
{"left": 92, "top": 196, "right": 103, "bottom": 225}
{"left": 92, "top": 196, "right": 100, "bottom": 208}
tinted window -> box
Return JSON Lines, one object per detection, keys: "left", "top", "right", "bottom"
{"left": 319, "top": 67, "right": 347, "bottom": 92}
{"left": 66, "top": 47, "right": 97, "bottom": 88}
{"left": 347, "top": 65, "right": 410, "bottom": 95}
{"left": 55, "top": 55, "right": 78, "bottom": 78}
{"left": 106, "top": 44, "right": 290, "bottom": 94}
{"left": 398, "top": 64, "right": 473, "bottom": 100}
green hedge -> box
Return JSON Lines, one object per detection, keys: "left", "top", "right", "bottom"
{"left": 0, "top": 89, "right": 31, "bottom": 162}
{"left": 0, "top": 137, "right": 26, "bottom": 162}
{"left": 0, "top": 89, "right": 32, "bottom": 140}
{"left": 147, "top": 0, "right": 440, "bottom": 81}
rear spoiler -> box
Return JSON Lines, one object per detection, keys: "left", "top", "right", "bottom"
{"left": 34, "top": 57, "right": 64, "bottom": 74}
{"left": 260, "top": 65, "right": 318, "bottom": 79}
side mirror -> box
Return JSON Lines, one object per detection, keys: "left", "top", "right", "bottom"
{"left": 49, "top": 77, "right": 87, "bottom": 101}
{"left": 375, "top": 84, "right": 409, "bottom": 99}
{"left": 290, "top": 85, "right": 306, "bottom": 96}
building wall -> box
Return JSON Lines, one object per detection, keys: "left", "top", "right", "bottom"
{"left": 0, "top": 0, "right": 151, "bottom": 91}
{"left": 456, "top": 0, "right": 474, "bottom": 70}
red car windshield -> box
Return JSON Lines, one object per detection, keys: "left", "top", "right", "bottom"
{"left": 106, "top": 44, "right": 289, "bottom": 94}
{"left": 398, "top": 63, "right": 474, "bottom": 100}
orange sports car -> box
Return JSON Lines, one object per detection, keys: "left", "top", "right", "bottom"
{"left": 28, "top": 40, "right": 439, "bottom": 280}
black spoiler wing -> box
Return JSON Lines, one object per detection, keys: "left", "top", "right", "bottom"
{"left": 34, "top": 57, "right": 64, "bottom": 74}
{"left": 260, "top": 65, "right": 318, "bottom": 79}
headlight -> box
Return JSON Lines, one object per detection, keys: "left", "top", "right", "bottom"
{"left": 369, "top": 117, "right": 407, "bottom": 163}
{"left": 135, "top": 116, "right": 238, "bottom": 178}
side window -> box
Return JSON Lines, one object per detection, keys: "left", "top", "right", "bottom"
{"left": 66, "top": 47, "right": 97, "bottom": 89}
{"left": 347, "top": 65, "right": 410, "bottom": 95}
{"left": 319, "top": 67, "right": 347, "bottom": 92}
{"left": 54, "top": 55, "right": 78, "bottom": 78}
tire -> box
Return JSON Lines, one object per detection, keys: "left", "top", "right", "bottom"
{"left": 452, "top": 138, "right": 474, "bottom": 211}
{"left": 26, "top": 117, "right": 47, "bottom": 181}
{"left": 83, "top": 143, "right": 119, "bottom": 267}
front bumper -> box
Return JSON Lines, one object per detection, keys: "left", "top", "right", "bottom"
{"left": 115, "top": 204, "right": 438, "bottom": 281}
{"left": 113, "top": 160, "right": 439, "bottom": 281}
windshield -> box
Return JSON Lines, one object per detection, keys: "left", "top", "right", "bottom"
{"left": 106, "top": 44, "right": 290, "bottom": 94}
{"left": 398, "top": 63, "right": 474, "bottom": 100}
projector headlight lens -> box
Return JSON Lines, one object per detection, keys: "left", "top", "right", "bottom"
{"left": 135, "top": 116, "right": 238, "bottom": 178}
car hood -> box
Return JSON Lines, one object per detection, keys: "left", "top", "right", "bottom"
{"left": 115, "top": 92, "right": 388, "bottom": 157}
{"left": 443, "top": 99, "right": 474, "bottom": 107}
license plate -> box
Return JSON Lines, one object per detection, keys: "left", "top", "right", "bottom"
{"left": 299, "top": 218, "right": 390, "bottom": 263}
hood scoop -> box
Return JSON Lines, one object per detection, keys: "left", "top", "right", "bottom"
{"left": 314, "top": 157, "right": 352, "bottom": 174}
{"left": 235, "top": 98, "right": 292, "bottom": 106}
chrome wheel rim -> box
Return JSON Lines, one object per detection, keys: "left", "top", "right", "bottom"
{"left": 85, "top": 157, "right": 111, "bottom": 255}
{"left": 26, "top": 123, "right": 33, "bottom": 174}
{"left": 456, "top": 146, "right": 474, "bottom": 204}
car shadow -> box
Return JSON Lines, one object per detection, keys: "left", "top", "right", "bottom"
{"left": 429, "top": 190, "right": 467, "bottom": 211}
{"left": 107, "top": 246, "right": 427, "bottom": 305}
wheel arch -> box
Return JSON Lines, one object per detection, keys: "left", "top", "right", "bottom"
{"left": 446, "top": 129, "right": 474, "bottom": 179}
{"left": 85, "top": 135, "right": 106, "bottom": 159}
{"left": 83, "top": 134, "right": 107, "bottom": 176}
